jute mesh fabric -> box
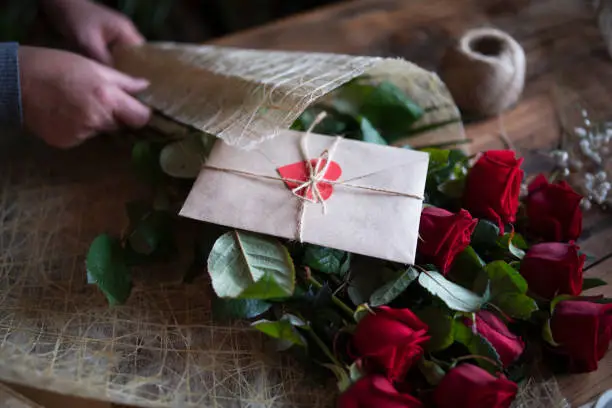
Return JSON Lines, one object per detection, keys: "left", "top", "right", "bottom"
{"left": 0, "top": 46, "right": 467, "bottom": 407}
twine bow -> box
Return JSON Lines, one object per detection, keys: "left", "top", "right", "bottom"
{"left": 291, "top": 114, "right": 342, "bottom": 241}
{"left": 201, "top": 112, "right": 424, "bottom": 243}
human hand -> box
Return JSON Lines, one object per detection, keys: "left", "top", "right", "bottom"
{"left": 19, "top": 46, "right": 151, "bottom": 149}
{"left": 42, "top": 0, "right": 144, "bottom": 65}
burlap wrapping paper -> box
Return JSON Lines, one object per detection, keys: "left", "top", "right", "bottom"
{"left": 112, "top": 43, "right": 464, "bottom": 149}
{"left": 0, "top": 45, "right": 470, "bottom": 407}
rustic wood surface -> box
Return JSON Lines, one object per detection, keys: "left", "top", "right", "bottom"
{"left": 214, "top": 0, "right": 612, "bottom": 407}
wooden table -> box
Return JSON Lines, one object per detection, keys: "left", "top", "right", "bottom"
{"left": 213, "top": 0, "right": 612, "bottom": 406}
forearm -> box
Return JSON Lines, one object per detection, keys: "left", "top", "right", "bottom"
{"left": 0, "top": 42, "right": 22, "bottom": 129}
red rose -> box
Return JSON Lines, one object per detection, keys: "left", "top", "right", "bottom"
{"left": 550, "top": 300, "right": 612, "bottom": 372}
{"left": 463, "top": 150, "right": 524, "bottom": 230}
{"left": 519, "top": 242, "right": 585, "bottom": 300}
{"left": 433, "top": 364, "right": 518, "bottom": 408}
{"left": 352, "top": 306, "right": 429, "bottom": 382}
{"left": 337, "top": 375, "right": 423, "bottom": 408}
{"left": 526, "top": 174, "right": 583, "bottom": 241}
{"left": 465, "top": 310, "right": 525, "bottom": 367}
{"left": 418, "top": 207, "right": 477, "bottom": 274}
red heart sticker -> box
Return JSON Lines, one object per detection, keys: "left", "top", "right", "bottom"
{"left": 277, "top": 159, "right": 342, "bottom": 201}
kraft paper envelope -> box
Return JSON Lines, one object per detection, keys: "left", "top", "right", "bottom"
{"left": 180, "top": 129, "right": 429, "bottom": 264}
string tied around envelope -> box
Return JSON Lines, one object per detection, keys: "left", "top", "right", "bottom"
{"left": 201, "top": 112, "right": 425, "bottom": 243}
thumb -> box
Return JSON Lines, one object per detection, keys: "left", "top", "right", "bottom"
{"left": 112, "top": 90, "right": 151, "bottom": 129}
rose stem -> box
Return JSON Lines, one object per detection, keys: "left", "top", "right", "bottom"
{"left": 307, "top": 273, "right": 355, "bottom": 321}
{"left": 306, "top": 328, "right": 343, "bottom": 367}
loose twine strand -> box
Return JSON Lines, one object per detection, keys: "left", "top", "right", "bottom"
{"left": 201, "top": 112, "right": 424, "bottom": 242}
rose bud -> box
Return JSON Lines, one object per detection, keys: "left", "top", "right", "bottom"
{"left": 465, "top": 310, "right": 525, "bottom": 367}
{"left": 463, "top": 150, "right": 524, "bottom": 231}
{"left": 337, "top": 375, "right": 423, "bottom": 408}
{"left": 433, "top": 364, "right": 518, "bottom": 408}
{"left": 352, "top": 306, "right": 429, "bottom": 382}
{"left": 526, "top": 174, "right": 582, "bottom": 241}
{"left": 550, "top": 300, "right": 612, "bottom": 372}
{"left": 519, "top": 242, "right": 585, "bottom": 300}
{"left": 418, "top": 206, "right": 477, "bottom": 274}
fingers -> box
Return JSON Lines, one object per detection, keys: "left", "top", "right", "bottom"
{"left": 112, "top": 91, "right": 151, "bottom": 129}
{"left": 105, "top": 68, "right": 150, "bottom": 94}
{"left": 114, "top": 21, "right": 145, "bottom": 46}
{"left": 83, "top": 33, "right": 113, "bottom": 65}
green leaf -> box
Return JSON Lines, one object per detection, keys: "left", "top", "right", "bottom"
{"left": 423, "top": 148, "right": 450, "bottom": 173}
{"left": 418, "top": 271, "right": 484, "bottom": 312}
{"left": 583, "top": 278, "right": 608, "bottom": 291}
{"left": 550, "top": 294, "right": 577, "bottom": 313}
{"left": 159, "top": 133, "right": 214, "bottom": 179}
{"left": 128, "top": 210, "right": 173, "bottom": 255}
{"left": 485, "top": 261, "right": 528, "bottom": 296}
{"left": 207, "top": 231, "right": 295, "bottom": 299}
{"left": 453, "top": 320, "right": 502, "bottom": 374}
{"left": 132, "top": 140, "right": 164, "bottom": 185}
{"left": 369, "top": 267, "right": 418, "bottom": 307}
{"left": 348, "top": 360, "right": 365, "bottom": 384}
{"left": 416, "top": 307, "right": 454, "bottom": 352}
{"left": 354, "top": 304, "right": 373, "bottom": 322}
{"left": 542, "top": 320, "right": 560, "bottom": 347}
{"left": 322, "top": 363, "right": 352, "bottom": 392}
{"left": 86, "top": 234, "right": 132, "bottom": 305}
{"left": 291, "top": 107, "right": 353, "bottom": 135}
{"left": 418, "top": 359, "right": 446, "bottom": 386}
{"left": 359, "top": 116, "right": 387, "bottom": 145}
{"left": 303, "top": 245, "right": 351, "bottom": 277}
{"left": 497, "top": 233, "right": 526, "bottom": 260}
{"left": 471, "top": 220, "right": 501, "bottom": 250}
{"left": 493, "top": 293, "right": 538, "bottom": 319}
{"left": 251, "top": 319, "right": 306, "bottom": 347}
{"left": 437, "top": 178, "right": 465, "bottom": 198}
{"left": 212, "top": 298, "right": 272, "bottom": 321}
{"left": 450, "top": 246, "right": 486, "bottom": 289}
{"left": 358, "top": 81, "right": 424, "bottom": 137}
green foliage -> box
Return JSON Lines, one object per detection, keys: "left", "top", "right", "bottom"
{"left": 369, "top": 267, "right": 418, "bottom": 307}
{"left": 485, "top": 261, "right": 537, "bottom": 319}
{"left": 337, "top": 80, "right": 424, "bottom": 140}
{"left": 207, "top": 231, "right": 295, "bottom": 299}
{"left": 471, "top": 220, "right": 501, "bottom": 250}
{"left": 582, "top": 278, "right": 608, "bottom": 291}
{"left": 417, "top": 307, "right": 454, "bottom": 352}
{"left": 86, "top": 234, "right": 132, "bottom": 305}
{"left": 422, "top": 148, "right": 469, "bottom": 208}
{"left": 358, "top": 116, "right": 388, "bottom": 145}
{"left": 418, "top": 270, "right": 485, "bottom": 312}
{"left": 159, "top": 133, "right": 216, "bottom": 179}
{"left": 212, "top": 298, "right": 272, "bottom": 321}
{"left": 132, "top": 140, "right": 165, "bottom": 186}
{"left": 453, "top": 319, "right": 502, "bottom": 374}
{"left": 419, "top": 359, "right": 446, "bottom": 386}
{"left": 303, "top": 245, "right": 351, "bottom": 277}
{"left": 252, "top": 315, "right": 307, "bottom": 347}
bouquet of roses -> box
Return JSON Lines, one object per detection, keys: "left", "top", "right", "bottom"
{"left": 84, "top": 78, "right": 612, "bottom": 408}
{"left": 201, "top": 148, "right": 611, "bottom": 408}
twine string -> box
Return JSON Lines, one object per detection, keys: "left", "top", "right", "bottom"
{"left": 200, "top": 112, "right": 423, "bottom": 242}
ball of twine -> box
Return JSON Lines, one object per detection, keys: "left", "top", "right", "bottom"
{"left": 439, "top": 27, "right": 526, "bottom": 118}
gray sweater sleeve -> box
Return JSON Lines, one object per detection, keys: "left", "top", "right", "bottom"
{"left": 0, "top": 42, "right": 22, "bottom": 129}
